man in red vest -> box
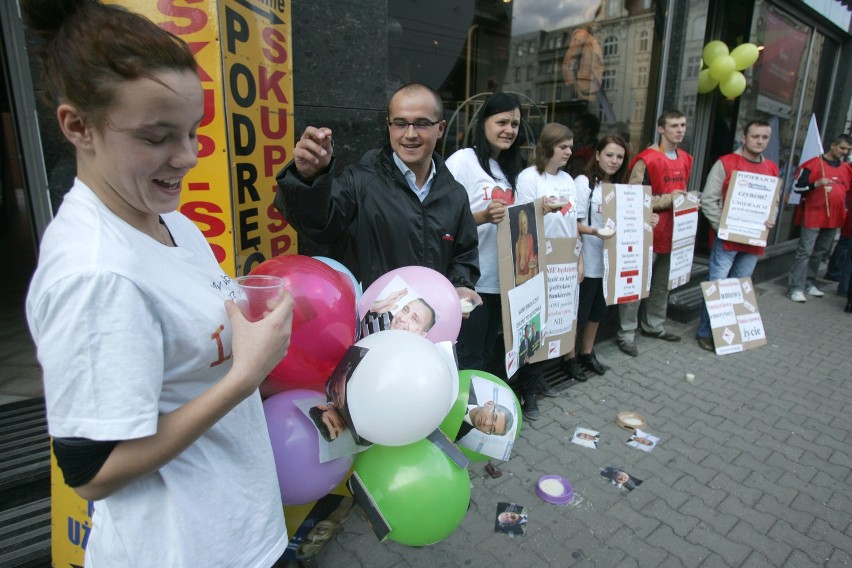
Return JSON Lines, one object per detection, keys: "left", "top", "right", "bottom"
{"left": 617, "top": 110, "right": 693, "bottom": 357}
{"left": 787, "top": 134, "right": 852, "bottom": 302}
{"left": 695, "top": 120, "right": 779, "bottom": 351}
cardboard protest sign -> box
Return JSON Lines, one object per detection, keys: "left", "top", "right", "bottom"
{"left": 498, "top": 199, "right": 575, "bottom": 378}
{"left": 600, "top": 183, "right": 653, "bottom": 306}
{"left": 700, "top": 277, "right": 767, "bottom": 355}
{"left": 668, "top": 192, "right": 700, "bottom": 290}
{"left": 535, "top": 236, "right": 580, "bottom": 360}
{"left": 717, "top": 170, "right": 782, "bottom": 247}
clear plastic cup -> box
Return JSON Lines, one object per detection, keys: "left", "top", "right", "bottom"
{"left": 234, "top": 275, "right": 286, "bottom": 322}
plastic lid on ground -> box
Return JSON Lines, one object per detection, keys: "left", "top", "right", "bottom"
{"left": 536, "top": 475, "right": 574, "bottom": 505}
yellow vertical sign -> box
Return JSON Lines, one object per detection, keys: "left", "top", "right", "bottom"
{"left": 219, "top": 0, "right": 296, "bottom": 274}
{"left": 51, "top": 2, "right": 295, "bottom": 565}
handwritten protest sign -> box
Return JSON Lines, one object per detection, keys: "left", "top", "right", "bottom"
{"left": 668, "top": 192, "right": 700, "bottom": 290}
{"left": 700, "top": 277, "right": 766, "bottom": 355}
{"left": 600, "top": 184, "right": 653, "bottom": 305}
{"left": 717, "top": 170, "right": 781, "bottom": 247}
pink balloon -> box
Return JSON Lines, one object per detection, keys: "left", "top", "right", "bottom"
{"left": 357, "top": 266, "right": 462, "bottom": 343}
{"left": 252, "top": 255, "right": 356, "bottom": 391}
{"left": 262, "top": 389, "right": 353, "bottom": 505}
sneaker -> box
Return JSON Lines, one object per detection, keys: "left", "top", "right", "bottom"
{"left": 805, "top": 285, "right": 825, "bottom": 297}
{"left": 640, "top": 329, "right": 681, "bottom": 342}
{"left": 789, "top": 290, "right": 807, "bottom": 302}
{"left": 522, "top": 394, "right": 540, "bottom": 420}
{"left": 538, "top": 380, "right": 559, "bottom": 398}
{"left": 579, "top": 351, "right": 606, "bottom": 376}
{"left": 696, "top": 336, "right": 715, "bottom": 352}
{"left": 562, "top": 357, "right": 588, "bottom": 382}
{"left": 617, "top": 340, "right": 638, "bottom": 357}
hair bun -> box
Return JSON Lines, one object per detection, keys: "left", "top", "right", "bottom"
{"left": 22, "top": 0, "right": 92, "bottom": 36}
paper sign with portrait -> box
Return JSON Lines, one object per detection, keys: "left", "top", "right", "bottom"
{"left": 453, "top": 373, "right": 520, "bottom": 461}
{"left": 668, "top": 192, "right": 700, "bottom": 290}
{"left": 700, "top": 277, "right": 767, "bottom": 355}
{"left": 717, "top": 170, "right": 781, "bottom": 247}
{"left": 600, "top": 183, "right": 653, "bottom": 305}
{"left": 295, "top": 395, "right": 370, "bottom": 463}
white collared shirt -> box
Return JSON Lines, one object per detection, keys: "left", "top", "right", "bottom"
{"left": 393, "top": 152, "right": 437, "bottom": 202}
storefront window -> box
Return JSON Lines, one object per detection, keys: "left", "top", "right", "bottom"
{"left": 389, "top": 0, "right": 662, "bottom": 161}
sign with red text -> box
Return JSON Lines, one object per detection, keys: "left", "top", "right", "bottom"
{"left": 700, "top": 277, "right": 767, "bottom": 355}
{"left": 668, "top": 192, "right": 700, "bottom": 290}
{"left": 718, "top": 170, "right": 781, "bottom": 247}
{"left": 600, "top": 183, "right": 653, "bottom": 305}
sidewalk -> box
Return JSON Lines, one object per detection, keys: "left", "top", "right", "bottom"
{"left": 312, "top": 276, "right": 852, "bottom": 567}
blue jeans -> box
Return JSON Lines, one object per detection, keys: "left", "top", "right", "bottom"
{"left": 696, "top": 238, "right": 758, "bottom": 339}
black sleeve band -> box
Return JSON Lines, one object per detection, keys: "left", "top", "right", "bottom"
{"left": 52, "top": 437, "right": 118, "bottom": 488}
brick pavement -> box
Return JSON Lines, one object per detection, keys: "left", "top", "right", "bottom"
{"left": 310, "top": 276, "right": 852, "bottom": 567}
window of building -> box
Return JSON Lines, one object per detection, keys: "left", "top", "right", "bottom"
{"left": 556, "top": 86, "right": 562, "bottom": 101}
{"left": 686, "top": 56, "right": 701, "bottom": 79}
{"left": 632, "top": 100, "right": 645, "bottom": 123}
{"left": 515, "top": 67, "right": 521, "bottom": 82}
{"left": 517, "top": 44, "right": 524, "bottom": 57}
{"left": 637, "top": 66, "right": 648, "bottom": 88}
{"left": 602, "top": 69, "right": 616, "bottom": 91}
{"left": 639, "top": 30, "right": 649, "bottom": 53}
{"left": 527, "top": 65, "right": 533, "bottom": 80}
{"left": 603, "top": 36, "right": 618, "bottom": 57}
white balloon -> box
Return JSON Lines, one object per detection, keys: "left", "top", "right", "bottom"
{"left": 347, "top": 330, "right": 455, "bottom": 446}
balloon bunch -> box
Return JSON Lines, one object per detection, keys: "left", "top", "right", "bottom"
{"left": 697, "top": 40, "right": 759, "bottom": 98}
{"left": 258, "top": 261, "right": 490, "bottom": 546}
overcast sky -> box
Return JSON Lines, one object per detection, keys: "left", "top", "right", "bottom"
{"left": 510, "top": 0, "right": 601, "bottom": 36}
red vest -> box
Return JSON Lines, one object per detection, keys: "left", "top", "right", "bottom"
{"left": 794, "top": 156, "right": 850, "bottom": 229}
{"left": 630, "top": 146, "right": 694, "bottom": 253}
{"left": 712, "top": 153, "right": 779, "bottom": 256}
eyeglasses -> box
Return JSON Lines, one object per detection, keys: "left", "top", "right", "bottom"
{"left": 486, "top": 406, "right": 500, "bottom": 436}
{"left": 388, "top": 119, "right": 441, "bottom": 131}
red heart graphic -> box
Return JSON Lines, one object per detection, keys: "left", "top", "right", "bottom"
{"left": 560, "top": 201, "right": 574, "bottom": 216}
{"left": 491, "top": 186, "right": 515, "bottom": 205}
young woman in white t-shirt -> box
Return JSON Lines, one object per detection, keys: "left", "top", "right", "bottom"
{"left": 574, "top": 135, "right": 658, "bottom": 377}
{"left": 517, "top": 122, "right": 591, "bottom": 382}
{"left": 24, "top": 2, "right": 293, "bottom": 566}
{"left": 446, "top": 93, "right": 551, "bottom": 420}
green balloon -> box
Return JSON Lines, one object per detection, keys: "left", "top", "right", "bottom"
{"left": 709, "top": 55, "right": 736, "bottom": 80}
{"left": 438, "top": 369, "right": 473, "bottom": 440}
{"left": 702, "top": 40, "right": 729, "bottom": 67}
{"left": 719, "top": 71, "right": 747, "bottom": 98}
{"left": 697, "top": 68, "right": 719, "bottom": 94}
{"left": 352, "top": 439, "right": 470, "bottom": 546}
{"left": 440, "top": 370, "right": 522, "bottom": 462}
{"left": 731, "top": 43, "right": 759, "bottom": 70}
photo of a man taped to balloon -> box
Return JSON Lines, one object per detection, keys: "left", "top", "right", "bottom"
{"left": 359, "top": 275, "right": 438, "bottom": 339}
{"left": 440, "top": 370, "right": 522, "bottom": 462}
{"left": 324, "top": 345, "right": 372, "bottom": 446}
{"left": 292, "top": 394, "right": 370, "bottom": 463}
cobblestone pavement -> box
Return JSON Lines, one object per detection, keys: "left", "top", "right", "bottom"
{"left": 312, "top": 276, "right": 852, "bottom": 567}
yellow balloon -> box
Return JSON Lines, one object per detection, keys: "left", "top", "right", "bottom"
{"left": 697, "top": 69, "right": 719, "bottom": 94}
{"left": 702, "top": 41, "right": 729, "bottom": 67}
{"left": 719, "top": 71, "right": 746, "bottom": 98}
{"left": 731, "top": 43, "right": 759, "bottom": 70}
{"left": 709, "top": 55, "right": 736, "bottom": 80}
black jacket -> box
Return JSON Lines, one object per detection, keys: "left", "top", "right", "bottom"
{"left": 275, "top": 146, "right": 480, "bottom": 289}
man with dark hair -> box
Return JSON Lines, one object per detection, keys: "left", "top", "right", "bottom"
{"left": 617, "top": 110, "right": 693, "bottom": 356}
{"left": 696, "top": 119, "right": 779, "bottom": 351}
{"left": 309, "top": 404, "right": 347, "bottom": 442}
{"left": 455, "top": 387, "right": 515, "bottom": 441}
{"left": 787, "top": 133, "right": 852, "bottom": 302}
{"left": 274, "top": 83, "right": 481, "bottom": 309}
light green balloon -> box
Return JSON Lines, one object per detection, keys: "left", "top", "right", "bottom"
{"left": 709, "top": 55, "right": 736, "bottom": 80}
{"left": 702, "top": 40, "right": 729, "bottom": 67}
{"left": 731, "top": 43, "right": 759, "bottom": 70}
{"left": 439, "top": 369, "right": 523, "bottom": 462}
{"left": 697, "top": 68, "right": 719, "bottom": 94}
{"left": 719, "top": 71, "right": 747, "bottom": 98}
{"left": 352, "top": 439, "right": 471, "bottom": 546}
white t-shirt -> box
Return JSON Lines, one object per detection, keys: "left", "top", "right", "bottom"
{"left": 26, "top": 180, "right": 286, "bottom": 568}
{"left": 575, "top": 175, "right": 605, "bottom": 278}
{"left": 446, "top": 148, "right": 515, "bottom": 293}
{"left": 516, "top": 167, "right": 578, "bottom": 238}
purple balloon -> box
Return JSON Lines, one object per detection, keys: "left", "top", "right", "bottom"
{"left": 262, "top": 389, "right": 353, "bottom": 505}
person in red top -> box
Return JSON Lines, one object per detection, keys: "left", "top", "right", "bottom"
{"left": 787, "top": 134, "right": 852, "bottom": 302}
{"left": 695, "top": 120, "right": 779, "bottom": 351}
{"left": 617, "top": 110, "right": 693, "bottom": 357}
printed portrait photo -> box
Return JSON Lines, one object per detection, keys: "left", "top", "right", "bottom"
{"left": 454, "top": 374, "right": 519, "bottom": 461}
{"left": 509, "top": 202, "right": 540, "bottom": 287}
{"left": 359, "top": 275, "right": 438, "bottom": 339}
{"left": 495, "top": 502, "right": 527, "bottom": 536}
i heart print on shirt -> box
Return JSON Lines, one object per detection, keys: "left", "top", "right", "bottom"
{"left": 489, "top": 186, "right": 515, "bottom": 205}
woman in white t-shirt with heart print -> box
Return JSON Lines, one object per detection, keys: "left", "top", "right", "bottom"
{"left": 446, "top": 92, "right": 551, "bottom": 420}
